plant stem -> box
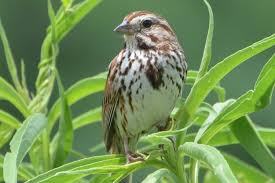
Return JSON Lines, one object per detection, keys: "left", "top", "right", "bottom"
{"left": 177, "top": 157, "right": 187, "bottom": 183}
{"left": 190, "top": 160, "right": 199, "bottom": 183}
{"left": 42, "top": 129, "right": 51, "bottom": 171}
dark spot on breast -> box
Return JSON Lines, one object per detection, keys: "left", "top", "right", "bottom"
{"left": 120, "top": 78, "right": 126, "bottom": 91}
{"left": 139, "top": 82, "right": 142, "bottom": 89}
{"left": 127, "top": 51, "right": 131, "bottom": 59}
{"left": 139, "top": 63, "right": 144, "bottom": 72}
{"left": 176, "top": 66, "right": 182, "bottom": 72}
{"left": 145, "top": 61, "right": 164, "bottom": 89}
{"left": 166, "top": 59, "right": 175, "bottom": 69}
{"left": 127, "top": 91, "right": 134, "bottom": 112}
{"left": 121, "top": 66, "right": 129, "bottom": 75}
{"left": 176, "top": 82, "right": 182, "bottom": 92}
{"left": 128, "top": 80, "right": 134, "bottom": 90}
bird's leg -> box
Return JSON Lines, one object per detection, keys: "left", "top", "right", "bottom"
{"left": 124, "top": 138, "right": 144, "bottom": 163}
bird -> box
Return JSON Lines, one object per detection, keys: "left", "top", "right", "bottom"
{"left": 102, "top": 11, "right": 187, "bottom": 163}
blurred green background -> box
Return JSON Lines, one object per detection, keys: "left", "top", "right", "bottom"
{"left": 0, "top": 0, "right": 274, "bottom": 181}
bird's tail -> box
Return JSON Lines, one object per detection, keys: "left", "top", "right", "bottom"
{"left": 110, "top": 135, "right": 124, "bottom": 154}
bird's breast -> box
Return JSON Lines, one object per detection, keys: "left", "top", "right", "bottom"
{"left": 113, "top": 49, "right": 186, "bottom": 137}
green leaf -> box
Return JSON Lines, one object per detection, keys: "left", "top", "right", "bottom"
{"left": 37, "top": 0, "right": 102, "bottom": 87}
{"left": 0, "top": 77, "right": 30, "bottom": 117}
{"left": 0, "top": 110, "right": 21, "bottom": 129}
{"left": 198, "top": 53, "right": 275, "bottom": 143}
{"left": 204, "top": 152, "right": 275, "bottom": 183}
{"left": 0, "top": 155, "right": 35, "bottom": 182}
{"left": 195, "top": 99, "right": 235, "bottom": 143}
{"left": 89, "top": 142, "right": 105, "bottom": 154}
{"left": 140, "top": 124, "right": 191, "bottom": 146}
{"left": 196, "top": 0, "right": 214, "bottom": 80}
{"left": 73, "top": 107, "right": 101, "bottom": 130}
{"left": 61, "top": 0, "right": 73, "bottom": 9}
{"left": 0, "top": 19, "right": 21, "bottom": 92}
{"left": 186, "top": 71, "right": 226, "bottom": 101}
{"left": 3, "top": 113, "right": 47, "bottom": 183}
{"left": 231, "top": 116, "right": 275, "bottom": 179}
{"left": 185, "top": 126, "right": 275, "bottom": 148}
{"left": 0, "top": 124, "right": 14, "bottom": 149}
{"left": 179, "top": 142, "right": 237, "bottom": 183}
{"left": 53, "top": 70, "right": 73, "bottom": 167}
{"left": 90, "top": 174, "right": 113, "bottom": 183}
{"left": 25, "top": 155, "right": 132, "bottom": 183}
{"left": 176, "top": 33, "right": 275, "bottom": 142}
{"left": 141, "top": 168, "right": 178, "bottom": 183}
{"left": 48, "top": 72, "right": 106, "bottom": 131}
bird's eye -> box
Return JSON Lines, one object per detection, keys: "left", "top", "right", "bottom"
{"left": 142, "top": 19, "right": 153, "bottom": 28}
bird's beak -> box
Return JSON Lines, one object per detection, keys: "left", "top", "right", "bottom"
{"left": 114, "top": 21, "right": 134, "bottom": 34}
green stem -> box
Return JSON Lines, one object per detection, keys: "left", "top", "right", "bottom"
{"left": 177, "top": 156, "right": 187, "bottom": 183}
{"left": 42, "top": 129, "right": 51, "bottom": 171}
{"left": 177, "top": 149, "right": 188, "bottom": 183}
{"left": 190, "top": 160, "right": 199, "bottom": 183}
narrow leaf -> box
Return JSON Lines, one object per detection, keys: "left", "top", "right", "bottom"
{"left": 0, "top": 124, "right": 14, "bottom": 149}
{"left": 204, "top": 153, "right": 275, "bottom": 183}
{"left": 0, "top": 77, "right": 30, "bottom": 117}
{"left": 176, "top": 33, "right": 275, "bottom": 138}
{"left": 3, "top": 113, "right": 47, "bottom": 183}
{"left": 199, "top": 53, "right": 275, "bottom": 143}
{"left": 179, "top": 142, "right": 237, "bottom": 183}
{"left": 0, "top": 110, "right": 21, "bottom": 129}
{"left": 0, "top": 155, "right": 35, "bottom": 182}
{"left": 196, "top": 0, "right": 214, "bottom": 80}
{"left": 48, "top": 72, "right": 106, "bottom": 131}
{"left": 37, "top": 0, "right": 102, "bottom": 87}
{"left": 26, "top": 155, "right": 126, "bottom": 183}
{"left": 53, "top": 70, "right": 73, "bottom": 167}
{"left": 73, "top": 107, "right": 101, "bottom": 129}
{"left": 0, "top": 19, "right": 21, "bottom": 92}
{"left": 231, "top": 116, "right": 275, "bottom": 179}
{"left": 141, "top": 168, "right": 178, "bottom": 183}
{"left": 185, "top": 126, "right": 275, "bottom": 148}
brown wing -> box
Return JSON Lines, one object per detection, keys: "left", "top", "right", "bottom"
{"left": 102, "top": 56, "right": 120, "bottom": 152}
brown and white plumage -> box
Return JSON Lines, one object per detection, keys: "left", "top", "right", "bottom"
{"left": 102, "top": 11, "right": 187, "bottom": 161}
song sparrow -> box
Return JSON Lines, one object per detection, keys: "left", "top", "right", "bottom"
{"left": 102, "top": 11, "right": 187, "bottom": 162}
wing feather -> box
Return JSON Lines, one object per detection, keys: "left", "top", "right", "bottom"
{"left": 102, "top": 56, "right": 120, "bottom": 152}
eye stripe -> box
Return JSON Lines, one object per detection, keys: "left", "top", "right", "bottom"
{"left": 158, "top": 23, "right": 174, "bottom": 35}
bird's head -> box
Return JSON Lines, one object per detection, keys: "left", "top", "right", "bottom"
{"left": 114, "top": 11, "right": 177, "bottom": 50}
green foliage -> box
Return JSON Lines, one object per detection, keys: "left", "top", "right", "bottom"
{"left": 179, "top": 142, "right": 238, "bottom": 183}
{"left": 231, "top": 116, "right": 275, "bottom": 179}
{"left": 0, "top": 0, "right": 274, "bottom": 183}
{"left": 3, "top": 114, "right": 47, "bottom": 183}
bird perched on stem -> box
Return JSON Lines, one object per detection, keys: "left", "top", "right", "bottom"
{"left": 102, "top": 11, "right": 187, "bottom": 163}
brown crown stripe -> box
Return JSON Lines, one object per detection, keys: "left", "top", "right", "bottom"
{"left": 126, "top": 11, "right": 152, "bottom": 22}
